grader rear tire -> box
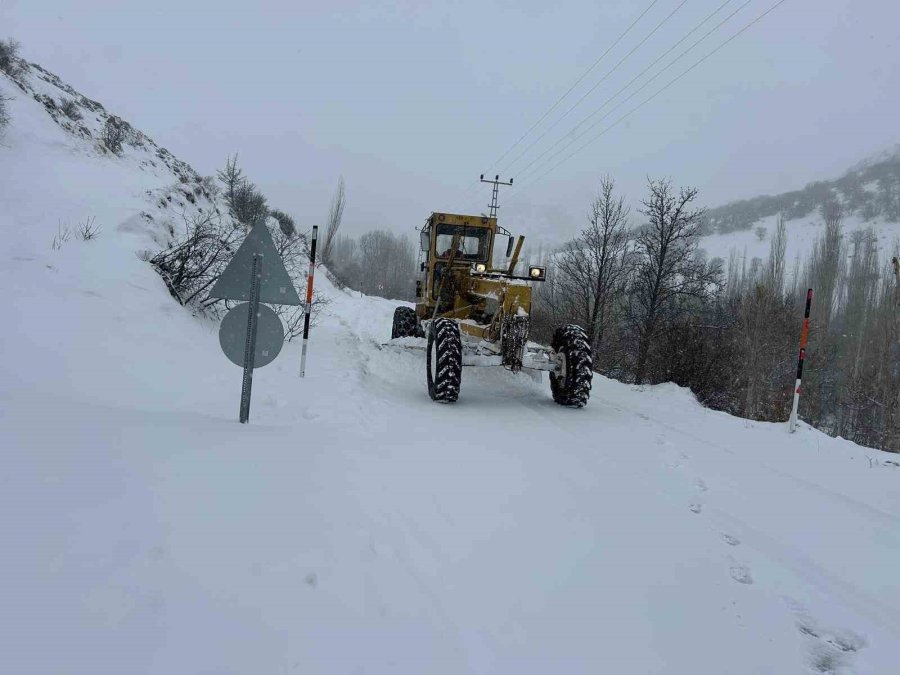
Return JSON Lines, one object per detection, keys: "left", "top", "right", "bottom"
{"left": 427, "top": 318, "right": 462, "bottom": 403}
{"left": 391, "top": 306, "right": 418, "bottom": 339}
{"left": 550, "top": 324, "right": 592, "bottom": 408}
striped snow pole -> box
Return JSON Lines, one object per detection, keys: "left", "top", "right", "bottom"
{"left": 299, "top": 226, "right": 318, "bottom": 378}
{"left": 893, "top": 256, "right": 899, "bottom": 307}
{"left": 788, "top": 288, "right": 813, "bottom": 433}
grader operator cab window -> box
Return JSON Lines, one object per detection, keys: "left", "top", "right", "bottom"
{"left": 435, "top": 224, "right": 488, "bottom": 261}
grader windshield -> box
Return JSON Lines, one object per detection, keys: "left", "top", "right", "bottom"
{"left": 435, "top": 223, "right": 489, "bottom": 261}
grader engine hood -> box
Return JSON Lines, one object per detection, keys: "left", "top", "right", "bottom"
{"left": 463, "top": 275, "right": 532, "bottom": 319}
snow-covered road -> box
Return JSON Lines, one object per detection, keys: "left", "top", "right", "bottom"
{"left": 3, "top": 236, "right": 900, "bottom": 674}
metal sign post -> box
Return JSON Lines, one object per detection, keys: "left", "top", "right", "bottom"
{"left": 299, "top": 225, "right": 318, "bottom": 378}
{"left": 208, "top": 221, "right": 302, "bottom": 423}
{"left": 239, "top": 254, "right": 262, "bottom": 423}
{"left": 788, "top": 288, "right": 813, "bottom": 433}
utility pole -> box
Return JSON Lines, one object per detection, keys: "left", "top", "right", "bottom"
{"left": 480, "top": 174, "right": 513, "bottom": 219}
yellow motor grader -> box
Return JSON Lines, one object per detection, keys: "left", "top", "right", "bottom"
{"left": 391, "top": 211, "right": 592, "bottom": 406}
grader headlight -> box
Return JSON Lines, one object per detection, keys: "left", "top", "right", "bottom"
{"left": 529, "top": 266, "right": 546, "bottom": 280}
{"left": 473, "top": 263, "right": 487, "bottom": 273}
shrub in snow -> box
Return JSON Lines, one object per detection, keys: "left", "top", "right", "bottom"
{"left": 0, "top": 93, "right": 9, "bottom": 135}
{"left": 100, "top": 115, "right": 129, "bottom": 154}
{"left": 59, "top": 97, "right": 82, "bottom": 121}
{"left": 270, "top": 209, "right": 296, "bottom": 237}
{"left": 0, "top": 38, "right": 26, "bottom": 79}
{"left": 150, "top": 212, "right": 241, "bottom": 307}
{"left": 51, "top": 223, "right": 73, "bottom": 250}
{"left": 76, "top": 217, "right": 101, "bottom": 241}
{"left": 230, "top": 181, "right": 268, "bottom": 227}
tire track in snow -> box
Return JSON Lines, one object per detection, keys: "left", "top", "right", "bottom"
{"left": 597, "top": 394, "right": 900, "bottom": 640}
{"left": 596, "top": 394, "right": 900, "bottom": 530}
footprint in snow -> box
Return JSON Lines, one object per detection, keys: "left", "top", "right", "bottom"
{"left": 689, "top": 503, "right": 703, "bottom": 514}
{"left": 721, "top": 533, "right": 741, "bottom": 546}
{"left": 729, "top": 565, "right": 753, "bottom": 585}
{"left": 791, "top": 606, "right": 867, "bottom": 674}
{"left": 696, "top": 478, "right": 708, "bottom": 492}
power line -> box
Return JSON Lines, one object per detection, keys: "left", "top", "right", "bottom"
{"left": 514, "top": 0, "right": 751, "bottom": 186}
{"left": 507, "top": 0, "right": 789, "bottom": 205}
{"left": 457, "top": 0, "right": 663, "bottom": 205}
{"left": 499, "top": 0, "right": 691, "bottom": 175}
{"left": 463, "top": 0, "right": 736, "bottom": 212}
{"left": 486, "top": 0, "right": 662, "bottom": 172}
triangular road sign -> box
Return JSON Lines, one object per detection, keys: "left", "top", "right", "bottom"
{"left": 208, "top": 223, "right": 302, "bottom": 305}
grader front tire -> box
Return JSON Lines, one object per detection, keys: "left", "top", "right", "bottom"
{"left": 550, "top": 324, "right": 593, "bottom": 408}
{"left": 427, "top": 318, "right": 462, "bottom": 403}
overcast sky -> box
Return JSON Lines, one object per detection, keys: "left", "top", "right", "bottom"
{"left": 3, "top": 0, "right": 899, "bottom": 243}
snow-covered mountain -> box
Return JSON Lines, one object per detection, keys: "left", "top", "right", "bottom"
{"left": 3, "top": 60, "right": 900, "bottom": 674}
{"left": 699, "top": 145, "right": 900, "bottom": 263}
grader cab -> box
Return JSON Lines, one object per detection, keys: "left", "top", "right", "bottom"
{"left": 390, "top": 211, "right": 592, "bottom": 407}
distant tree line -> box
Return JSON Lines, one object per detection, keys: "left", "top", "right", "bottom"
{"left": 532, "top": 177, "right": 900, "bottom": 452}
{"left": 327, "top": 230, "right": 418, "bottom": 301}
{"left": 309, "top": 176, "right": 418, "bottom": 302}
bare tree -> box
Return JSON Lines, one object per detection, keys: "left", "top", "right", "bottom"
{"left": 216, "top": 154, "right": 245, "bottom": 210}
{"left": 322, "top": 176, "right": 346, "bottom": 265}
{"left": 807, "top": 200, "right": 845, "bottom": 327}
{"left": 215, "top": 155, "right": 268, "bottom": 228}
{"left": 892, "top": 255, "right": 899, "bottom": 307}
{"left": 628, "top": 178, "right": 719, "bottom": 384}
{"left": 324, "top": 229, "right": 416, "bottom": 300}
{"left": 766, "top": 215, "right": 788, "bottom": 296}
{"left": 355, "top": 230, "right": 417, "bottom": 300}
{"left": 755, "top": 225, "right": 767, "bottom": 242}
{"left": 555, "top": 176, "right": 630, "bottom": 355}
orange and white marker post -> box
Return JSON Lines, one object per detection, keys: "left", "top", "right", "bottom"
{"left": 788, "top": 288, "right": 813, "bottom": 433}
{"left": 299, "top": 225, "right": 318, "bottom": 378}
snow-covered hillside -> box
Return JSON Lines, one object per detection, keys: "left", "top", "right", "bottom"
{"left": 698, "top": 211, "right": 900, "bottom": 265}
{"left": 3, "top": 63, "right": 900, "bottom": 674}
{"left": 0, "top": 59, "right": 223, "bottom": 255}
{"left": 698, "top": 145, "right": 900, "bottom": 265}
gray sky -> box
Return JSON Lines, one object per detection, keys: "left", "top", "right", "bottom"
{"left": 3, "top": 0, "right": 899, "bottom": 243}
